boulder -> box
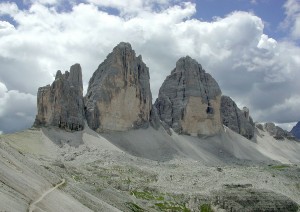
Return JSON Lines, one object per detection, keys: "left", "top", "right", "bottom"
{"left": 85, "top": 42, "right": 152, "bottom": 132}
{"left": 33, "top": 64, "right": 84, "bottom": 131}
{"left": 221, "top": 96, "right": 255, "bottom": 139}
{"left": 154, "top": 56, "right": 222, "bottom": 136}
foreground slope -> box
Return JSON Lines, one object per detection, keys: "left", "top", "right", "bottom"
{"left": 0, "top": 125, "right": 300, "bottom": 211}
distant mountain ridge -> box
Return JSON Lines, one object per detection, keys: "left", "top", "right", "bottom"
{"left": 291, "top": 121, "right": 300, "bottom": 139}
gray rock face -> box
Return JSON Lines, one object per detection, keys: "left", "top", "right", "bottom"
{"left": 264, "top": 123, "right": 295, "bottom": 140}
{"left": 291, "top": 121, "right": 300, "bottom": 140}
{"left": 85, "top": 42, "right": 152, "bottom": 132}
{"left": 154, "top": 56, "right": 222, "bottom": 136}
{"left": 34, "top": 64, "right": 84, "bottom": 131}
{"left": 221, "top": 96, "right": 255, "bottom": 139}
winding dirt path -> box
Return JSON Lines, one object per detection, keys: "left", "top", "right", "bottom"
{"left": 28, "top": 179, "right": 66, "bottom": 212}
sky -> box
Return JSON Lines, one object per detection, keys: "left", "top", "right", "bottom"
{"left": 0, "top": 0, "right": 300, "bottom": 134}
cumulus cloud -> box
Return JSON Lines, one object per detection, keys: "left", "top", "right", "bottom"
{"left": 0, "top": 0, "right": 299, "bottom": 133}
{"left": 0, "top": 81, "right": 7, "bottom": 98}
{"left": 0, "top": 81, "right": 36, "bottom": 133}
{"left": 282, "top": 0, "right": 300, "bottom": 40}
{"left": 0, "top": 2, "right": 19, "bottom": 16}
{"left": 257, "top": 34, "right": 277, "bottom": 50}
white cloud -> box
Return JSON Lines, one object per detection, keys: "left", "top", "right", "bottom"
{"left": 0, "top": 81, "right": 7, "bottom": 98}
{"left": 282, "top": 0, "right": 300, "bottom": 40}
{"left": 276, "top": 122, "right": 297, "bottom": 131}
{"left": 0, "top": 21, "right": 15, "bottom": 36}
{"left": 257, "top": 34, "right": 277, "bottom": 50}
{"left": 0, "top": 1, "right": 299, "bottom": 133}
{"left": 0, "top": 2, "right": 19, "bottom": 16}
{"left": 0, "top": 82, "right": 36, "bottom": 133}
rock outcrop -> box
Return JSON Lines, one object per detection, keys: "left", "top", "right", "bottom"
{"left": 85, "top": 42, "right": 152, "bottom": 132}
{"left": 154, "top": 56, "right": 222, "bottom": 136}
{"left": 264, "top": 122, "right": 295, "bottom": 140}
{"left": 291, "top": 121, "right": 300, "bottom": 140}
{"left": 221, "top": 96, "right": 255, "bottom": 139}
{"left": 33, "top": 64, "right": 84, "bottom": 131}
{"left": 212, "top": 187, "right": 299, "bottom": 211}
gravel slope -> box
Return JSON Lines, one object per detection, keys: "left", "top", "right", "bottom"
{"left": 0, "top": 125, "right": 299, "bottom": 211}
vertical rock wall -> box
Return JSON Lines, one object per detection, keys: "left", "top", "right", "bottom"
{"left": 33, "top": 64, "right": 84, "bottom": 131}
{"left": 220, "top": 96, "right": 254, "bottom": 139}
{"left": 84, "top": 42, "right": 152, "bottom": 132}
{"left": 155, "top": 56, "right": 223, "bottom": 136}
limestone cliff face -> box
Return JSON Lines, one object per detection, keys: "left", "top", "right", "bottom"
{"left": 34, "top": 64, "right": 84, "bottom": 131}
{"left": 85, "top": 42, "right": 152, "bottom": 132}
{"left": 221, "top": 96, "right": 254, "bottom": 139}
{"left": 154, "top": 56, "right": 222, "bottom": 136}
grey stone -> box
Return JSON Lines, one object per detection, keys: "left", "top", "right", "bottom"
{"left": 149, "top": 106, "right": 160, "bottom": 130}
{"left": 291, "top": 121, "right": 300, "bottom": 140}
{"left": 33, "top": 64, "right": 84, "bottom": 131}
{"left": 221, "top": 96, "right": 255, "bottom": 139}
{"left": 264, "top": 122, "right": 295, "bottom": 140}
{"left": 154, "top": 56, "right": 222, "bottom": 136}
{"left": 256, "top": 123, "right": 264, "bottom": 131}
{"left": 85, "top": 42, "right": 152, "bottom": 132}
{"left": 213, "top": 188, "right": 299, "bottom": 211}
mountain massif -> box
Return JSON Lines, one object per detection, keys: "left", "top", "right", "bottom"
{"left": 33, "top": 42, "right": 295, "bottom": 142}
{"left": 1, "top": 42, "right": 299, "bottom": 212}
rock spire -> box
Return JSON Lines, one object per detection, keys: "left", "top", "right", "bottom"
{"left": 33, "top": 64, "right": 84, "bottom": 131}
{"left": 291, "top": 122, "right": 300, "bottom": 140}
{"left": 220, "top": 96, "right": 255, "bottom": 139}
{"left": 154, "top": 56, "right": 223, "bottom": 136}
{"left": 84, "top": 42, "right": 152, "bottom": 132}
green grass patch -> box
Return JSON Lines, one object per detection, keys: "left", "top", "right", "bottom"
{"left": 131, "top": 190, "right": 164, "bottom": 201}
{"left": 200, "top": 203, "right": 213, "bottom": 212}
{"left": 124, "top": 202, "right": 145, "bottom": 212}
{"left": 270, "top": 165, "right": 289, "bottom": 170}
{"left": 72, "top": 175, "right": 82, "bottom": 182}
{"left": 154, "top": 202, "right": 190, "bottom": 212}
{"left": 296, "top": 183, "right": 300, "bottom": 190}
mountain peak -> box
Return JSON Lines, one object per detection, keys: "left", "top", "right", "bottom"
{"left": 155, "top": 56, "right": 222, "bottom": 136}
{"left": 85, "top": 42, "right": 152, "bottom": 132}
{"left": 34, "top": 64, "right": 84, "bottom": 131}
{"left": 291, "top": 121, "right": 300, "bottom": 139}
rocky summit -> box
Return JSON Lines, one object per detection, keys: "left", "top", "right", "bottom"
{"left": 155, "top": 56, "right": 222, "bottom": 136}
{"left": 291, "top": 121, "right": 300, "bottom": 140}
{"left": 33, "top": 64, "right": 84, "bottom": 131}
{"left": 263, "top": 122, "right": 295, "bottom": 140}
{"left": 221, "top": 96, "right": 255, "bottom": 139}
{"left": 85, "top": 42, "right": 152, "bottom": 132}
